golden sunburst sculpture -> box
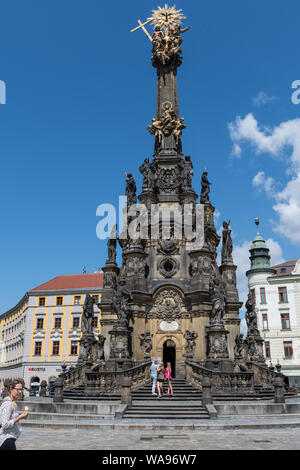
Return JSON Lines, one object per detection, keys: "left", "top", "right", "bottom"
{"left": 148, "top": 4, "right": 186, "bottom": 30}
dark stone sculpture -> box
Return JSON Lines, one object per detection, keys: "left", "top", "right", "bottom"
{"left": 209, "top": 269, "right": 226, "bottom": 326}
{"left": 234, "top": 334, "right": 244, "bottom": 360}
{"left": 179, "top": 155, "right": 193, "bottom": 191}
{"left": 200, "top": 170, "right": 211, "bottom": 204}
{"left": 112, "top": 279, "right": 132, "bottom": 328}
{"left": 125, "top": 173, "right": 137, "bottom": 207}
{"left": 221, "top": 220, "right": 233, "bottom": 263}
{"left": 107, "top": 224, "right": 117, "bottom": 264}
{"left": 81, "top": 294, "right": 95, "bottom": 335}
{"left": 139, "top": 158, "right": 155, "bottom": 191}
{"left": 139, "top": 330, "right": 153, "bottom": 359}
{"left": 245, "top": 292, "right": 259, "bottom": 335}
{"left": 183, "top": 330, "right": 198, "bottom": 358}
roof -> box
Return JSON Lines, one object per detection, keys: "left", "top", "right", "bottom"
{"left": 30, "top": 273, "right": 104, "bottom": 292}
{"left": 271, "top": 259, "right": 299, "bottom": 277}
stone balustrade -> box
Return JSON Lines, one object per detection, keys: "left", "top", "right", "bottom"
{"left": 185, "top": 360, "right": 255, "bottom": 394}
{"left": 59, "top": 360, "right": 151, "bottom": 397}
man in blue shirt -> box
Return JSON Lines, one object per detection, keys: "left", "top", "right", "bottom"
{"left": 150, "top": 359, "right": 159, "bottom": 395}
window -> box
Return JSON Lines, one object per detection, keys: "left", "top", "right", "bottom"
{"left": 73, "top": 317, "right": 80, "bottom": 328}
{"left": 250, "top": 288, "right": 256, "bottom": 304}
{"left": 92, "top": 295, "right": 99, "bottom": 304}
{"left": 56, "top": 297, "right": 63, "bottom": 306}
{"left": 281, "top": 313, "right": 291, "bottom": 330}
{"left": 260, "top": 288, "right": 266, "bottom": 304}
{"left": 39, "top": 297, "right": 46, "bottom": 306}
{"left": 34, "top": 341, "right": 42, "bottom": 356}
{"left": 74, "top": 296, "right": 81, "bottom": 305}
{"left": 92, "top": 316, "right": 98, "bottom": 328}
{"left": 70, "top": 341, "right": 78, "bottom": 355}
{"left": 36, "top": 318, "right": 44, "bottom": 330}
{"left": 54, "top": 317, "right": 62, "bottom": 329}
{"left": 284, "top": 341, "right": 293, "bottom": 358}
{"left": 52, "top": 341, "right": 60, "bottom": 355}
{"left": 278, "top": 287, "right": 288, "bottom": 303}
{"left": 264, "top": 342, "right": 271, "bottom": 358}
{"left": 262, "top": 314, "right": 268, "bottom": 330}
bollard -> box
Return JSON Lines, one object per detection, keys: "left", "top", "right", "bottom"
{"left": 201, "top": 376, "right": 213, "bottom": 406}
{"left": 121, "top": 376, "right": 132, "bottom": 406}
{"left": 53, "top": 377, "right": 64, "bottom": 403}
{"left": 40, "top": 380, "right": 47, "bottom": 397}
{"left": 274, "top": 376, "right": 285, "bottom": 404}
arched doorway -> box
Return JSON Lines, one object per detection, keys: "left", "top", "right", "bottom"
{"left": 163, "top": 339, "right": 176, "bottom": 378}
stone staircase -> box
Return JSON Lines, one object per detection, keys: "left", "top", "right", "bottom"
{"left": 123, "top": 379, "right": 210, "bottom": 419}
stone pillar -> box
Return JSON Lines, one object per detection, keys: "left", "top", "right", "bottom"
{"left": 274, "top": 376, "right": 285, "bottom": 404}
{"left": 201, "top": 376, "right": 213, "bottom": 406}
{"left": 53, "top": 377, "right": 64, "bottom": 403}
{"left": 121, "top": 376, "right": 132, "bottom": 406}
{"left": 205, "top": 325, "right": 233, "bottom": 372}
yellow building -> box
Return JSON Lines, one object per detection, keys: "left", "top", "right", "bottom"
{"left": 0, "top": 273, "right": 103, "bottom": 391}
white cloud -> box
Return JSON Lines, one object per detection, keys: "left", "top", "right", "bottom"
{"left": 228, "top": 113, "right": 300, "bottom": 245}
{"left": 252, "top": 91, "right": 277, "bottom": 107}
{"left": 252, "top": 171, "right": 276, "bottom": 197}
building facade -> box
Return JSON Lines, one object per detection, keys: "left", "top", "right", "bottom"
{"left": 0, "top": 273, "right": 103, "bottom": 390}
{"left": 246, "top": 222, "right": 300, "bottom": 386}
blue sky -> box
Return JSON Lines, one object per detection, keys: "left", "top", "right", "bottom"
{"left": 1, "top": 0, "right": 300, "bottom": 315}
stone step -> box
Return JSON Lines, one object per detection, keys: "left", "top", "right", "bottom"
{"left": 122, "top": 414, "right": 210, "bottom": 419}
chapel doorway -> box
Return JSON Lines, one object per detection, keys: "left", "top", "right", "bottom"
{"left": 163, "top": 339, "right": 176, "bottom": 378}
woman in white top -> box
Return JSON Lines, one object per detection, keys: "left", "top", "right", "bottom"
{"left": 0, "top": 380, "right": 29, "bottom": 450}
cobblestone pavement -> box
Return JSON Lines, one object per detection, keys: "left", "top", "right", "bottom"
{"left": 16, "top": 424, "right": 300, "bottom": 450}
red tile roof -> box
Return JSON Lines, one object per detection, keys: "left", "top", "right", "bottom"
{"left": 30, "top": 273, "right": 103, "bottom": 291}
{"left": 271, "top": 259, "right": 298, "bottom": 277}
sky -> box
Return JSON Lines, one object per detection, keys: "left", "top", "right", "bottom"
{"left": 1, "top": 0, "right": 300, "bottom": 327}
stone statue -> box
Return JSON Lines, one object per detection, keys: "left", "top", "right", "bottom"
{"left": 112, "top": 279, "right": 132, "bottom": 328}
{"left": 139, "top": 330, "right": 153, "bottom": 359}
{"left": 222, "top": 220, "right": 233, "bottom": 263}
{"left": 125, "top": 173, "right": 137, "bottom": 207}
{"left": 245, "top": 292, "right": 259, "bottom": 335}
{"left": 183, "top": 330, "right": 198, "bottom": 358}
{"left": 107, "top": 224, "right": 117, "bottom": 264}
{"left": 81, "top": 294, "right": 95, "bottom": 335}
{"left": 97, "top": 334, "right": 106, "bottom": 361}
{"left": 179, "top": 155, "right": 193, "bottom": 191}
{"left": 234, "top": 334, "right": 244, "bottom": 360}
{"left": 209, "top": 269, "right": 226, "bottom": 326}
{"left": 148, "top": 102, "right": 186, "bottom": 154}
{"left": 200, "top": 170, "right": 211, "bottom": 204}
{"left": 139, "top": 158, "right": 154, "bottom": 190}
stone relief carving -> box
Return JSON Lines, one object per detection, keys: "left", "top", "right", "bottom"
{"left": 153, "top": 289, "right": 183, "bottom": 321}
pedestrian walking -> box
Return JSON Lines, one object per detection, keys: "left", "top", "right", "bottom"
{"left": 150, "top": 359, "right": 159, "bottom": 396}
{"left": 165, "top": 362, "right": 173, "bottom": 397}
{"left": 156, "top": 361, "right": 165, "bottom": 398}
{"left": 0, "top": 380, "right": 29, "bottom": 450}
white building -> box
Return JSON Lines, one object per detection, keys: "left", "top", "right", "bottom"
{"left": 0, "top": 273, "right": 103, "bottom": 391}
{"left": 246, "top": 220, "right": 300, "bottom": 386}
